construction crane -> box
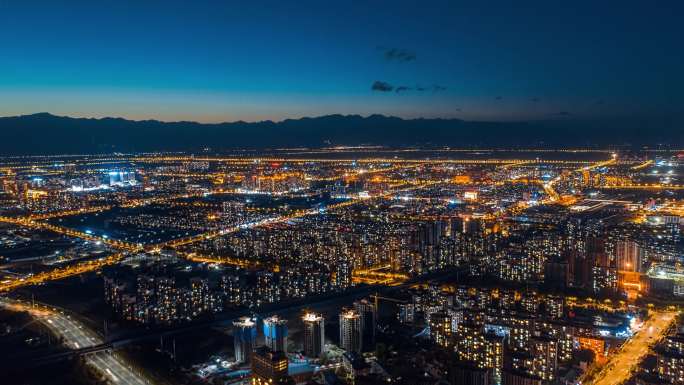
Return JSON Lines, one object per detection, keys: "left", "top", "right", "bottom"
{"left": 370, "top": 292, "right": 408, "bottom": 309}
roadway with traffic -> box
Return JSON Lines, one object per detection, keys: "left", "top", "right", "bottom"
{"left": 0, "top": 298, "right": 150, "bottom": 385}
{"left": 588, "top": 310, "right": 677, "bottom": 385}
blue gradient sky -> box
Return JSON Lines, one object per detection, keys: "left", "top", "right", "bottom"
{"left": 1, "top": 0, "right": 682, "bottom": 122}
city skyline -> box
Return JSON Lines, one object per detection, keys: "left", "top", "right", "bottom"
{"left": 3, "top": 2, "right": 684, "bottom": 385}
{"left": 2, "top": 149, "right": 684, "bottom": 385}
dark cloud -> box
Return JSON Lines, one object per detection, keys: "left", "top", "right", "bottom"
{"left": 371, "top": 81, "right": 394, "bottom": 92}
{"left": 495, "top": 96, "right": 503, "bottom": 100}
{"left": 552, "top": 111, "right": 571, "bottom": 116}
{"left": 530, "top": 97, "right": 540, "bottom": 102}
{"left": 371, "top": 81, "right": 447, "bottom": 94}
{"left": 381, "top": 47, "right": 416, "bottom": 62}
{"left": 595, "top": 99, "right": 606, "bottom": 105}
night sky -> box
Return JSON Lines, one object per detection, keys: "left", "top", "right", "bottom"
{"left": 1, "top": 0, "right": 682, "bottom": 123}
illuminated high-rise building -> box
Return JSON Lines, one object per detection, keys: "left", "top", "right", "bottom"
{"left": 507, "top": 336, "right": 558, "bottom": 383}
{"left": 339, "top": 308, "right": 362, "bottom": 354}
{"left": 335, "top": 259, "right": 352, "bottom": 289}
{"left": 190, "top": 277, "right": 210, "bottom": 316}
{"left": 429, "top": 311, "right": 452, "bottom": 347}
{"left": 616, "top": 239, "right": 644, "bottom": 272}
{"left": 233, "top": 317, "right": 257, "bottom": 364}
{"left": 353, "top": 298, "right": 377, "bottom": 351}
{"left": 529, "top": 336, "right": 558, "bottom": 382}
{"left": 108, "top": 170, "right": 136, "bottom": 187}
{"left": 657, "top": 335, "right": 684, "bottom": 384}
{"left": 263, "top": 315, "right": 288, "bottom": 353}
{"left": 154, "top": 276, "right": 177, "bottom": 324}
{"left": 302, "top": 312, "right": 325, "bottom": 358}
{"left": 483, "top": 333, "right": 505, "bottom": 383}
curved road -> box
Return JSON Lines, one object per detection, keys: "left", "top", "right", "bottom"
{"left": 0, "top": 298, "right": 150, "bottom": 385}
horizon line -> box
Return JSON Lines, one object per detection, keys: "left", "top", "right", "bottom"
{"left": 1, "top": 111, "right": 583, "bottom": 126}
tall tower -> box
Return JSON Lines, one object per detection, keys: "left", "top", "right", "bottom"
{"left": 233, "top": 317, "right": 257, "bottom": 364}
{"left": 263, "top": 315, "right": 288, "bottom": 353}
{"left": 302, "top": 312, "right": 325, "bottom": 358}
{"left": 353, "top": 298, "right": 377, "bottom": 351}
{"left": 339, "top": 308, "right": 362, "bottom": 354}
{"left": 616, "top": 239, "right": 643, "bottom": 272}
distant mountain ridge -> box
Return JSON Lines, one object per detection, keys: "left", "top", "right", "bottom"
{"left": 0, "top": 112, "right": 679, "bottom": 154}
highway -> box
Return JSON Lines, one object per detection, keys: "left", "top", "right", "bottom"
{"left": 131, "top": 155, "right": 599, "bottom": 166}
{"left": 631, "top": 159, "right": 654, "bottom": 170}
{"left": 588, "top": 310, "right": 677, "bottom": 385}
{"left": 599, "top": 183, "right": 684, "bottom": 190}
{"left": 575, "top": 156, "right": 616, "bottom": 172}
{"left": 0, "top": 298, "right": 150, "bottom": 385}
{"left": 0, "top": 252, "right": 126, "bottom": 293}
